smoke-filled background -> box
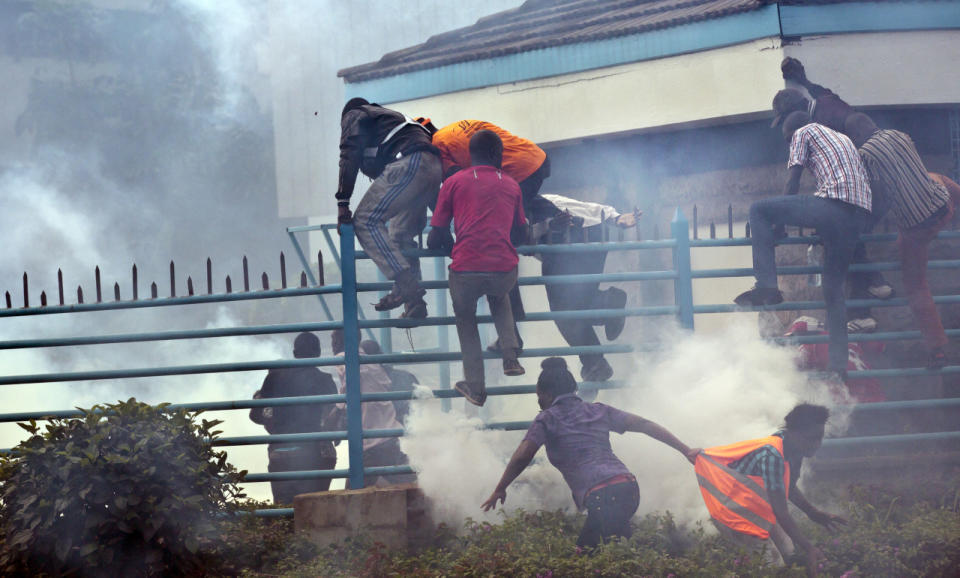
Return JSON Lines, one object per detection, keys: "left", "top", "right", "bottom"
{"left": 0, "top": 0, "right": 520, "bottom": 500}
{"left": 0, "top": 0, "right": 857, "bottom": 518}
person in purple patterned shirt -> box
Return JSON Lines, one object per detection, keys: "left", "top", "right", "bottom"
{"left": 481, "top": 357, "right": 699, "bottom": 549}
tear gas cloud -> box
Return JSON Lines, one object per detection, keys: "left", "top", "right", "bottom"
{"left": 0, "top": 0, "right": 525, "bottom": 501}
{"left": 401, "top": 319, "right": 852, "bottom": 529}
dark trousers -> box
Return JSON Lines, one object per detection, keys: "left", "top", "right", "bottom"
{"left": 542, "top": 247, "right": 611, "bottom": 369}
{"left": 899, "top": 175, "right": 959, "bottom": 349}
{"left": 519, "top": 155, "right": 551, "bottom": 217}
{"left": 267, "top": 443, "right": 336, "bottom": 504}
{"left": 846, "top": 239, "right": 886, "bottom": 319}
{"left": 361, "top": 438, "right": 416, "bottom": 487}
{"left": 577, "top": 478, "right": 640, "bottom": 549}
{"left": 449, "top": 268, "right": 519, "bottom": 385}
{"left": 750, "top": 195, "right": 869, "bottom": 371}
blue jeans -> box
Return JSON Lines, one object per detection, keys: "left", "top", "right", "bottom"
{"left": 749, "top": 195, "right": 870, "bottom": 371}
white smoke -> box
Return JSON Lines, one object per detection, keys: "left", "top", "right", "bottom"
{"left": 400, "top": 318, "right": 853, "bottom": 529}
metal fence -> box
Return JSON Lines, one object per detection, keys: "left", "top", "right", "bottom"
{"left": 0, "top": 210, "right": 957, "bottom": 517}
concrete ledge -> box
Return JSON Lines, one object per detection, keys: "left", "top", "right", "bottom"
{"left": 293, "top": 484, "right": 432, "bottom": 550}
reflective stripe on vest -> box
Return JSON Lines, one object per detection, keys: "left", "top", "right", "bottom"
{"left": 363, "top": 115, "right": 429, "bottom": 159}
{"left": 694, "top": 435, "right": 791, "bottom": 540}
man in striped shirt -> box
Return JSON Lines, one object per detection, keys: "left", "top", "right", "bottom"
{"left": 846, "top": 113, "right": 959, "bottom": 368}
{"left": 736, "top": 111, "right": 872, "bottom": 377}
{"left": 771, "top": 58, "right": 895, "bottom": 330}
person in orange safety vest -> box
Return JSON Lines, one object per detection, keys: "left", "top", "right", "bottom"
{"left": 694, "top": 404, "right": 847, "bottom": 575}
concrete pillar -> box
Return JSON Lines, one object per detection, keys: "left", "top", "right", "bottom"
{"left": 293, "top": 484, "right": 432, "bottom": 550}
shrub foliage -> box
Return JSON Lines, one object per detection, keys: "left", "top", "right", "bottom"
{"left": 241, "top": 483, "right": 960, "bottom": 577}
{"left": 0, "top": 398, "right": 246, "bottom": 576}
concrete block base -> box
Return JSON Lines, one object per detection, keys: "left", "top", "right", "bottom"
{"left": 293, "top": 484, "right": 432, "bottom": 550}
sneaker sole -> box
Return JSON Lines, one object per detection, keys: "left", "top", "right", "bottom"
{"left": 454, "top": 382, "right": 486, "bottom": 407}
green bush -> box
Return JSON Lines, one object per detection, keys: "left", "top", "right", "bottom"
{"left": 242, "top": 483, "right": 960, "bottom": 578}
{"left": 0, "top": 398, "right": 246, "bottom": 576}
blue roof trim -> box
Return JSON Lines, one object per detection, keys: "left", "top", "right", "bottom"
{"left": 780, "top": 1, "right": 960, "bottom": 36}
{"left": 346, "top": 5, "right": 781, "bottom": 103}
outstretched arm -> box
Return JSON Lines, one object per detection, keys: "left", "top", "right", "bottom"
{"left": 790, "top": 484, "right": 848, "bottom": 532}
{"left": 481, "top": 440, "right": 539, "bottom": 511}
{"left": 622, "top": 414, "right": 700, "bottom": 464}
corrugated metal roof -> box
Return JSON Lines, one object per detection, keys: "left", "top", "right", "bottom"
{"left": 339, "top": 0, "right": 769, "bottom": 82}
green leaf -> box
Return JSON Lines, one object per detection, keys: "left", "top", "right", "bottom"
{"left": 16, "top": 421, "right": 38, "bottom": 435}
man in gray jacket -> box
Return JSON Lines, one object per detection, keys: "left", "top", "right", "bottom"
{"left": 336, "top": 97, "right": 442, "bottom": 318}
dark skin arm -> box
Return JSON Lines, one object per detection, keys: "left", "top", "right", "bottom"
{"left": 481, "top": 439, "right": 539, "bottom": 511}
{"left": 784, "top": 165, "right": 804, "bottom": 195}
{"left": 790, "top": 484, "right": 848, "bottom": 532}
{"left": 622, "top": 413, "right": 700, "bottom": 464}
{"left": 770, "top": 487, "right": 822, "bottom": 576}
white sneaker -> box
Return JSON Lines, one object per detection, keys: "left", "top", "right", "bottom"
{"left": 847, "top": 317, "right": 878, "bottom": 333}
{"left": 867, "top": 284, "right": 894, "bottom": 300}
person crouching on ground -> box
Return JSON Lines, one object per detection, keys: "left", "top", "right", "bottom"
{"left": 481, "top": 357, "right": 699, "bottom": 549}
{"left": 428, "top": 129, "right": 526, "bottom": 407}
{"left": 736, "top": 110, "right": 872, "bottom": 379}
{"left": 694, "top": 403, "right": 847, "bottom": 575}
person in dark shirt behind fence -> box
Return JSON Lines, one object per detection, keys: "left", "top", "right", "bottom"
{"left": 481, "top": 357, "right": 698, "bottom": 549}
{"left": 249, "top": 332, "right": 338, "bottom": 504}
{"left": 428, "top": 129, "right": 527, "bottom": 407}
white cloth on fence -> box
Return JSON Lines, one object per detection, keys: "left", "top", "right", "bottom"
{"left": 542, "top": 194, "right": 621, "bottom": 228}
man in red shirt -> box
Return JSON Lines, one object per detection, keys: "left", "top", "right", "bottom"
{"left": 428, "top": 130, "right": 527, "bottom": 407}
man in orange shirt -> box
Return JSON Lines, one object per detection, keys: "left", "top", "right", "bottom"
{"left": 425, "top": 119, "right": 552, "bottom": 217}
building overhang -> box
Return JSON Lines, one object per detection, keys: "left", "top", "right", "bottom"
{"left": 344, "top": 1, "right": 960, "bottom": 106}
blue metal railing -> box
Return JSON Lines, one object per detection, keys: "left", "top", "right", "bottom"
{"left": 0, "top": 210, "right": 956, "bottom": 515}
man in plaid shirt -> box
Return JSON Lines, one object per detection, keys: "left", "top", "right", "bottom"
{"left": 736, "top": 110, "right": 872, "bottom": 377}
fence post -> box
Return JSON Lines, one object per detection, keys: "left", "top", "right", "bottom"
{"left": 340, "top": 223, "right": 365, "bottom": 489}
{"left": 435, "top": 255, "right": 452, "bottom": 412}
{"left": 671, "top": 209, "right": 695, "bottom": 330}
{"left": 376, "top": 269, "right": 393, "bottom": 353}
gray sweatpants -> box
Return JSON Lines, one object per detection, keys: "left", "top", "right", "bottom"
{"left": 353, "top": 152, "right": 442, "bottom": 280}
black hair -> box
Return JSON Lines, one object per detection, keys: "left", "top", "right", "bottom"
{"left": 784, "top": 403, "right": 829, "bottom": 431}
{"left": 330, "top": 329, "right": 344, "bottom": 356}
{"left": 360, "top": 339, "right": 382, "bottom": 355}
{"left": 782, "top": 110, "right": 811, "bottom": 140}
{"left": 468, "top": 129, "right": 503, "bottom": 168}
{"left": 536, "top": 357, "right": 577, "bottom": 397}
{"left": 341, "top": 97, "right": 369, "bottom": 117}
{"left": 844, "top": 112, "right": 879, "bottom": 148}
{"left": 293, "top": 332, "right": 321, "bottom": 358}
{"left": 771, "top": 89, "right": 809, "bottom": 125}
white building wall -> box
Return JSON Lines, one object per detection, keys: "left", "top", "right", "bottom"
{"left": 384, "top": 30, "right": 960, "bottom": 146}
{"left": 265, "top": 0, "right": 522, "bottom": 222}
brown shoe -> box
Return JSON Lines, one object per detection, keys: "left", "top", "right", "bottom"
{"left": 374, "top": 288, "right": 404, "bottom": 311}
{"left": 400, "top": 293, "right": 428, "bottom": 319}
{"left": 455, "top": 381, "right": 487, "bottom": 407}
{"left": 503, "top": 359, "right": 525, "bottom": 377}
